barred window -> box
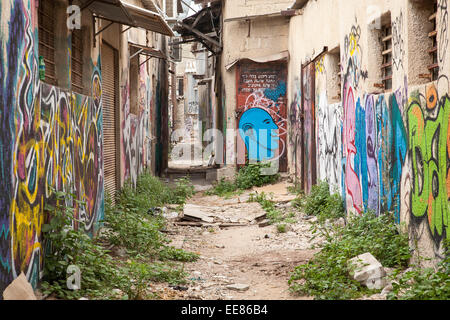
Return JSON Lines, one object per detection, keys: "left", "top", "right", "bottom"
{"left": 71, "top": 28, "right": 84, "bottom": 94}
{"left": 38, "top": 0, "right": 56, "bottom": 85}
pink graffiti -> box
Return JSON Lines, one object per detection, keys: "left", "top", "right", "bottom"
{"left": 344, "top": 85, "right": 363, "bottom": 214}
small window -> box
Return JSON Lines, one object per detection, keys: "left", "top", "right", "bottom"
{"left": 380, "top": 21, "right": 393, "bottom": 91}
{"left": 170, "top": 39, "right": 182, "bottom": 62}
{"left": 71, "top": 28, "right": 84, "bottom": 94}
{"left": 408, "top": 0, "right": 437, "bottom": 84}
{"left": 177, "top": 77, "right": 184, "bottom": 96}
{"left": 38, "top": 0, "right": 56, "bottom": 85}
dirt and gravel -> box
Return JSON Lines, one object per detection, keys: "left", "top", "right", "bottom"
{"left": 152, "top": 180, "right": 324, "bottom": 300}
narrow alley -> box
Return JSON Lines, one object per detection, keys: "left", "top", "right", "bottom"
{"left": 0, "top": 0, "right": 448, "bottom": 305}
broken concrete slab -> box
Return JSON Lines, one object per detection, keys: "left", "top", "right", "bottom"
{"left": 183, "top": 204, "right": 215, "bottom": 223}
{"left": 348, "top": 253, "right": 387, "bottom": 290}
{"left": 3, "top": 273, "right": 37, "bottom": 300}
{"left": 226, "top": 284, "right": 250, "bottom": 292}
{"left": 253, "top": 212, "right": 267, "bottom": 222}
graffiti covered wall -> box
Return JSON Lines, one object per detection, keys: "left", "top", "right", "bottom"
{"left": 288, "top": 0, "right": 449, "bottom": 262}
{"left": 337, "top": 11, "right": 449, "bottom": 260}
{"left": 0, "top": 0, "right": 104, "bottom": 293}
{"left": 121, "top": 31, "right": 156, "bottom": 186}
{"left": 315, "top": 56, "right": 343, "bottom": 194}
{"left": 236, "top": 61, "right": 288, "bottom": 172}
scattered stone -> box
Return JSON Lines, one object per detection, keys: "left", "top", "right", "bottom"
{"left": 214, "top": 260, "right": 223, "bottom": 265}
{"left": 215, "top": 244, "right": 225, "bottom": 249}
{"left": 79, "top": 297, "right": 89, "bottom": 300}
{"left": 112, "top": 246, "right": 127, "bottom": 258}
{"left": 192, "top": 271, "right": 202, "bottom": 277}
{"left": 381, "top": 283, "right": 393, "bottom": 295}
{"left": 163, "top": 211, "right": 180, "bottom": 220}
{"left": 226, "top": 284, "right": 250, "bottom": 292}
{"left": 335, "top": 217, "right": 346, "bottom": 227}
{"left": 264, "top": 234, "right": 271, "bottom": 239}
{"left": 112, "top": 289, "right": 123, "bottom": 296}
{"left": 348, "top": 253, "right": 387, "bottom": 290}
{"left": 201, "top": 282, "right": 216, "bottom": 289}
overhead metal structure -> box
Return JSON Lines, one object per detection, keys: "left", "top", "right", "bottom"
{"left": 79, "top": 0, "right": 174, "bottom": 39}
{"left": 173, "top": 1, "right": 222, "bottom": 55}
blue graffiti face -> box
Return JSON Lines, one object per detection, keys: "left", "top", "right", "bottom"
{"left": 239, "top": 108, "right": 279, "bottom": 161}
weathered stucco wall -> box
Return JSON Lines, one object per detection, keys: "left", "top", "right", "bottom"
{"left": 221, "top": 0, "right": 290, "bottom": 167}
{"left": 288, "top": 0, "right": 450, "bottom": 264}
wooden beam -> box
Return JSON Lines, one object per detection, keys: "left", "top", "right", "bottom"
{"left": 178, "top": 21, "right": 222, "bottom": 49}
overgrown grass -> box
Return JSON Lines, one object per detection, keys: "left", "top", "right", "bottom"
{"left": 40, "top": 172, "right": 198, "bottom": 300}
{"left": 118, "top": 172, "right": 195, "bottom": 212}
{"left": 293, "top": 181, "right": 345, "bottom": 223}
{"left": 249, "top": 192, "right": 296, "bottom": 227}
{"left": 207, "top": 163, "right": 280, "bottom": 197}
{"left": 387, "top": 241, "right": 450, "bottom": 300}
{"left": 288, "top": 212, "right": 411, "bottom": 300}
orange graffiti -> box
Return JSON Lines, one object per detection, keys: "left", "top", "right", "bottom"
{"left": 426, "top": 84, "right": 438, "bottom": 110}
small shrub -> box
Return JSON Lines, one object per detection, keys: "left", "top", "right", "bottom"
{"left": 388, "top": 241, "right": 450, "bottom": 300}
{"left": 289, "top": 212, "right": 411, "bottom": 300}
{"left": 277, "top": 224, "right": 288, "bottom": 233}
{"left": 41, "top": 190, "right": 128, "bottom": 299}
{"left": 207, "top": 163, "right": 279, "bottom": 197}
{"left": 295, "top": 181, "right": 345, "bottom": 223}
{"left": 249, "top": 192, "right": 293, "bottom": 225}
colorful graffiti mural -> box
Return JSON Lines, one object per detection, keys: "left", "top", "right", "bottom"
{"left": 236, "top": 61, "right": 288, "bottom": 171}
{"left": 122, "top": 64, "right": 152, "bottom": 186}
{"left": 407, "top": 82, "right": 450, "bottom": 243}
{"left": 0, "top": 0, "right": 104, "bottom": 293}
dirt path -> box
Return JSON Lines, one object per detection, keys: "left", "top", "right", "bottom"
{"left": 158, "top": 181, "right": 323, "bottom": 300}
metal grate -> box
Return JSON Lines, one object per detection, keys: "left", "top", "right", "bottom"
{"left": 101, "top": 43, "right": 120, "bottom": 201}
{"left": 428, "top": 0, "right": 439, "bottom": 81}
{"left": 71, "top": 28, "right": 84, "bottom": 94}
{"left": 38, "top": 0, "right": 56, "bottom": 85}
{"left": 381, "top": 23, "right": 393, "bottom": 91}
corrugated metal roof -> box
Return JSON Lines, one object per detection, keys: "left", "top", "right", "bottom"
{"left": 80, "top": 0, "right": 174, "bottom": 36}
{"left": 129, "top": 42, "right": 167, "bottom": 59}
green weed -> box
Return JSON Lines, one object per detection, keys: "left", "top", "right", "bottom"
{"left": 288, "top": 212, "right": 411, "bottom": 300}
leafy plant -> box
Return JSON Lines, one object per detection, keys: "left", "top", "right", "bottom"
{"left": 388, "top": 241, "right": 450, "bottom": 300}
{"left": 123, "top": 260, "right": 187, "bottom": 300}
{"left": 249, "top": 192, "right": 296, "bottom": 225}
{"left": 289, "top": 212, "right": 411, "bottom": 300}
{"left": 207, "top": 163, "right": 279, "bottom": 197}
{"left": 294, "top": 181, "right": 345, "bottom": 223}
{"left": 41, "top": 190, "right": 128, "bottom": 299}
{"left": 158, "top": 246, "right": 199, "bottom": 262}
